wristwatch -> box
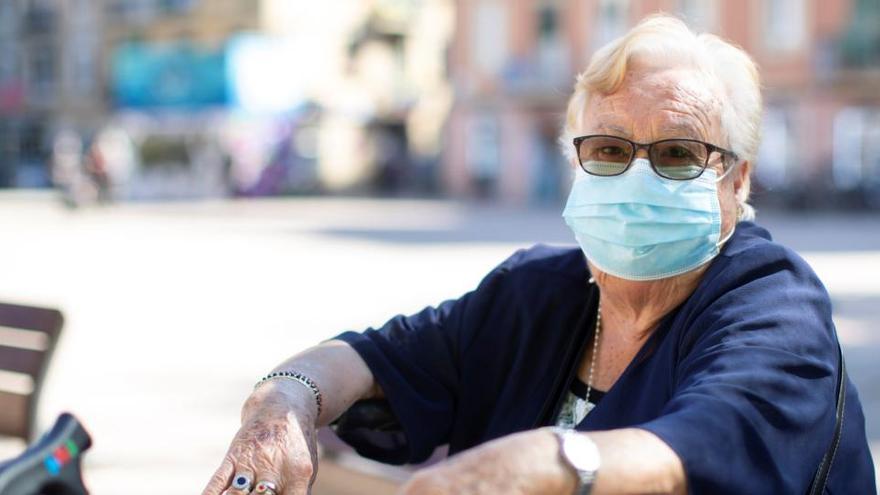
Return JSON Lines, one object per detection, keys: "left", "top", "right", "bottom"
{"left": 552, "top": 427, "right": 600, "bottom": 495}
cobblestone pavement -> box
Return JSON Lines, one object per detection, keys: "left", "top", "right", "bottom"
{"left": 0, "top": 191, "right": 877, "bottom": 494}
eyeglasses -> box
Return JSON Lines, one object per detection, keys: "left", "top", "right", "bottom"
{"left": 572, "top": 134, "right": 740, "bottom": 181}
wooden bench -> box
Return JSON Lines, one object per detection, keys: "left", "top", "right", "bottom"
{"left": 0, "top": 302, "right": 64, "bottom": 442}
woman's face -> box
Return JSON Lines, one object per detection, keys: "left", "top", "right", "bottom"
{"left": 577, "top": 64, "right": 750, "bottom": 238}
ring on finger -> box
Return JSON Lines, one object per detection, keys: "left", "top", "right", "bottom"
{"left": 254, "top": 480, "right": 278, "bottom": 494}
{"left": 230, "top": 473, "right": 253, "bottom": 492}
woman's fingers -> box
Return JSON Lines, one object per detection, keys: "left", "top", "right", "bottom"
{"left": 201, "top": 457, "right": 234, "bottom": 495}
{"left": 238, "top": 453, "right": 291, "bottom": 494}
{"left": 275, "top": 447, "right": 315, "bottom": 495}
{"left": 249, "top": 479, "right": 281, "bottom": 495}
{"left": 204, "top": 418, "right": 317, "bottom": 495}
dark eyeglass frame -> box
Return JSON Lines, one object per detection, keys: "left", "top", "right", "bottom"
{"left": 572, "top": 134, "right": 741, "bottom": 181}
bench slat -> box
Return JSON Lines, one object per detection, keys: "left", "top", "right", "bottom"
{"left": 0, "top": 345, "right": 44, "bottom": 377}
{"left": 0, "top": 303, "right": 62, "bottom": 337}
{"left": 0, "top": 390, "right": 29, "bottom": 439}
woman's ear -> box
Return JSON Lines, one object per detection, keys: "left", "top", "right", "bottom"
{"left": 733, "top": 160, "right": 751, "bottom": 200}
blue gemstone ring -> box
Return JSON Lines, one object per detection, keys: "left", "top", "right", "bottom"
{"left": 231, "top": 473, "right": 253, "bottom": 492}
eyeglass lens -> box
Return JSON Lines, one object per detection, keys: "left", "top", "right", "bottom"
{"left": 577, "top": 136, "right": 709, "bottom": 180}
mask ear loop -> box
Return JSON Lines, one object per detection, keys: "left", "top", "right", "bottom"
{"left": 714, "top": 155, "right": 743, "bottom": 248}
{"left": 716, "top": 221, "right": 736, "bottom": 248}
{"left": 713, "top": 156, "right": 742, "bottom": 183}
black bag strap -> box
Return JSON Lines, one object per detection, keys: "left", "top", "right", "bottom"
{"left": 807, "top": 343, "right": 846, "bottom": 495}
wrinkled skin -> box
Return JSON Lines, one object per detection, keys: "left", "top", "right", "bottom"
{"left": 581, "top": 63, "right": 750, "bottom": 249}
{"left": 202, "top": 383, "right": 319, "bottom": 495}
{"left": 397, "top": 429, "right": 571, "bottom": 495}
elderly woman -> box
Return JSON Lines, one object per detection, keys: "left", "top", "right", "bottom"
{"left": 204, "top": 16, "right": 875, "bottom": 495}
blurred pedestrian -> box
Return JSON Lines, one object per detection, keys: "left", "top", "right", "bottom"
{"left": 51, "top": 130, "right": 88, "bottom": 208}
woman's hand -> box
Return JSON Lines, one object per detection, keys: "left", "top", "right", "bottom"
{"left": 398, "top": 428, "right": 575, "bottom": 495}
{"left": 202, "top": 381, "right": 320, "bottom": 495}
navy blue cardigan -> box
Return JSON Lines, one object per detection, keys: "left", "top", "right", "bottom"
{"left": 335, "top": 222, "right": 875, "bottom": 494}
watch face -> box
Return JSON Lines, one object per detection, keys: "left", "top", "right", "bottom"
{"left": 563, "top": 432, "right": 601, "bottom": 472}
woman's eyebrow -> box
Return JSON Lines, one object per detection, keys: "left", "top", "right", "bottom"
{"left": 593, "top": 122, "right": 707, "bottom": 142}
{"left": 658, "top": 122, "right": 706, "bottom": 140}
{"left": 595, "top": 123, "right": 631, "bottom": 138}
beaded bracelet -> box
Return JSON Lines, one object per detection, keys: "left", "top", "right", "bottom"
{"left": 255, "top": 371, "right": 323, "bottom": 417}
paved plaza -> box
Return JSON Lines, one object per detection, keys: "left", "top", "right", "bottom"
{"left": 0, "top": 192, "right": 877, "bottom": 494}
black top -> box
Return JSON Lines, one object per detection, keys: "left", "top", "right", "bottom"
{"left": 335, "top": 222, "right": 876, "bottom": 494}
{"left": 570, "top": 378, "right": 605, "bottom": 404}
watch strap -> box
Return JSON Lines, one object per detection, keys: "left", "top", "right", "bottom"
{"left": 552, "top": 427, "right": 596, "bottom": 495}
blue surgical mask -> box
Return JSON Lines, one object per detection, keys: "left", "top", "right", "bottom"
{"left": 562, "top": 158, "right": 732, "bottom": 281}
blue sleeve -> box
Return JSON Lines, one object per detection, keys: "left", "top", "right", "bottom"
{"left": 639, "top": 246, "right": 840, "bottom": 494}
{"left": 332, "top": 251, "right": 520, "bottom": 464}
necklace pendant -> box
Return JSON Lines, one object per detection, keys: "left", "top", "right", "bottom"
{"left": 575, "top": 398, "right": 595, "bottom": 423}
{"left": 583, "top": 400, "right": 596, "bottom": 415}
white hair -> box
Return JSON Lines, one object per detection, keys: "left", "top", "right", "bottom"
{"left": 560, "top": 14, "right": 761, "bottom": 221}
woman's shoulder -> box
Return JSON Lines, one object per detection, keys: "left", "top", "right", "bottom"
{"left": 495, "top": 243, "right": 588, "bottom": 285}
{"left": 679, "top": 221, "right": 834, "bottom": 343}
{"left": 721, "top": 221, "right": 788, "bottom": 259}
{"left": 677, "top": 221, "right": 834, "bottom": 342}
{"left": 712, "top": 221, "right": 823, "bottom": 287}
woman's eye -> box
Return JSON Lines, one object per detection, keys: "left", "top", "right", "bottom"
{"left": 599, "top": 146, "right": 623, "bottom": 156}
{"left": 668, "top": 146, "right": 693, "bottom": 158}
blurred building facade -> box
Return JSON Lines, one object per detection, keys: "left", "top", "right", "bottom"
{"left": 0, "top": 0, "right": 245, "bottom": 189}
{"left": 0, "top": 0, "right": 455, "bottom": 199}
{"left": 0, "top": 0, "right": 105, "bottom": 187}
{"left": 447, "top": 0, "right": 880, "bottom": 207}
{"left": 0, "top": 0, "right": 878, "bottom": 207}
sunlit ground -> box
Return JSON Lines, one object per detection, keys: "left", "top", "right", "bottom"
{"left": 0, "top": 191, "right": 877, "bottom": 494}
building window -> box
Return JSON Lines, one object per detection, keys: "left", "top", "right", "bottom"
{"left": 677, "top": 0, "right": 718, "bottom": 33}
{"left": 472, "top": 0, "right": 508, "bottom": 77}
{"left": 538, "top": 4, "right": 559, "bottom": 42}
{"left": 592, "top": 0, "right": 629, "bottom": 51}
{"left": 756, "top": 107, "right": 796, "bottom": 190}
{"left": 536, "top": 2, "right": 569, "bottom": 84}
{"left": 68, "top": 0, "right": 98, "bottom": 96}
{"left": 762, "top": 0, "right": 807, "bottom": 53}
{"left": 839, "top": 0, "right": 880, "bottom": 68}
{"left": 70, "top": 0, "right": 97, "bottom": 29}
{"left": 833, "top": 107, "right": 880, "bottom": 191}
{"left": 70, "top": 34, "right": 97, "bottom": 96}
{"left": 158, "top": 0, "right": 195, "bottom": 14}
{"left": 465, "top": 112, "right": 501, "bottom": 198}
{"left": 0, "top": 2, "right": 19, "bottom": 37}
{"left": 0, "top": 39, "right": 18, "bottom": 82}
{"left": 106, "top": 0, "right": 156, "bottom": 23}
{"left": 24, "top": 0, "right": 56, "bottom": 34}
{"left": 27, "top": 41, "right": 56, "bottom": 102}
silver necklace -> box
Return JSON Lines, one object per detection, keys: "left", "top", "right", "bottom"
{"left": 585, "top": 303, "right": 601, "bottom": 405}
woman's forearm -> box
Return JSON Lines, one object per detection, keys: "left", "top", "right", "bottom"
{"left": 207, "top": 341, "right": 374, "bottom": 494}
{"left": 242, "top": 342, "right": 687, "bottom": 494}
{"left": 245, "top": 340, "right": 379, "bottom": 427}
{"left": 588, "top": 428, "right": 687, "bottom": 495}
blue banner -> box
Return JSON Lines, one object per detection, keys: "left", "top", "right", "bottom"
{"left": 111, "top": 41, "right": 228, "bottom": 109}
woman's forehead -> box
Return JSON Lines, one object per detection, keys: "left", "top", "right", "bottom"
{"left": 582, "top": 67, "right": 724, "bottom": 142}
